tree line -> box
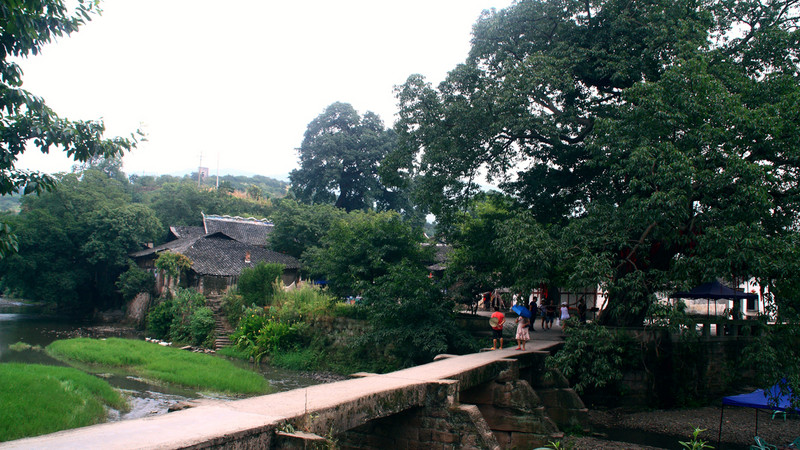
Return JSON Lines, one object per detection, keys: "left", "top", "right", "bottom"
{"left": 2, "top": 0, "right": 798, "bottom": 401}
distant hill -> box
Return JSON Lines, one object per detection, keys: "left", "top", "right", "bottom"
{"left": 191, "top": 173, "right": 289, "bottom": 198}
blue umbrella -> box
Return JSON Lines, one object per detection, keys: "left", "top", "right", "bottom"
{"left": 512, "top": 304, "right": 531, "bottom": 318}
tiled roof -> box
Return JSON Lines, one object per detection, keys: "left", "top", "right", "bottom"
{"left": 130, "top": 235, "right": 199, "bottom": 258}
{"left": 203, "top": 214, "right": 273, "bottom": 247}
{"left": 130, "top": 214, "right": 297, "bottom": 276}
{"left": 427, "top": 244, "right": 453, "bottom": 271}
{"left": 168, "top": 226, "right": 205, "bottom": 241}
{"left": 185, "top": 234, "right": 300, "bottom": 276}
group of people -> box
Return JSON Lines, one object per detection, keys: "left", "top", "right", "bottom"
{"left": 488, "top": 291, "right": 588, "bottom": 350}
{"left": 490, "top": 305, "right": 537, "bottom": 351}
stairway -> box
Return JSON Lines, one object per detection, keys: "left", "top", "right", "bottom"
{"left": 205, "top": 295, "right": 233, "bottom": 350}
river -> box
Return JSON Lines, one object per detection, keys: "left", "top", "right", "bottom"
{"left": 0, "top": 298, "right": 335, "bottom": 422}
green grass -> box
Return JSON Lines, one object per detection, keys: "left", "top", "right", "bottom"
{"left": 0, "top": 363, "right": 127, "bottom": 442}
{"left": 46, "top": 338, "right": 270, "bottom": 395}
{"left": 270, "top": 348, "right": 321, "bottom": 371}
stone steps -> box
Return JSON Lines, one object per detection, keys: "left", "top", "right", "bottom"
{"left": 205, "top": 295, "right": 233, "bottom": 350}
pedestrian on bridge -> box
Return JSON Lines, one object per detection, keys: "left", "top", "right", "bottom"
{"left": 490, "top": 307, "right": 505, "bottom": 350}
{"left": 515, "top": 315, "right": 530, "bottom": 350}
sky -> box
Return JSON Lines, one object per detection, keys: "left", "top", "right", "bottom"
{"left": 16, "top": 0, "right": 514, "bottom": 181}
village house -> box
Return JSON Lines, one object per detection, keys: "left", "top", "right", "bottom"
{"left": 131, "top": 213, "right": 301, "bottom": 295}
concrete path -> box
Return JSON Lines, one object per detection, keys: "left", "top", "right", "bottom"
{"left": 2, "top": 339, "right": 562, "bottom": 449}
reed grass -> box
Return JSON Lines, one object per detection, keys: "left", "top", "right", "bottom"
{"left": 0, "top": 363, "right": 126, "bottom": 442}
{"left": 47, "top": 338, "right": 270, "bottom": 395}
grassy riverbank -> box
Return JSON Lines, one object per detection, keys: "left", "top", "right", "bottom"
{"left": 47, "top": 338, "right": 269, "bottom": 395}
{"left": 0, "top": 363, "right": 127, "bottom": 442}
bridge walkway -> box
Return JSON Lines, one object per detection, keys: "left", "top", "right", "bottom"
{"left": 2, "top": 338, "right": 563, "bottom": 449}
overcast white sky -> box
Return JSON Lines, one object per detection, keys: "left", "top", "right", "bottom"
{"left": 15, "top": 0, "right": 513, "bottom": 181}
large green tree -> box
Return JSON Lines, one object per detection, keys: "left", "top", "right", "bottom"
{"left": 443, "top": 192, "right": 516, "bottom": 299}
{"left": 392, "top": 0, "right": 800, "bottom": 326}
{"left": 267, "top": 199, "right": 347, "bottom": 259}
{"left": 0, "top": 0, "right": 141, "bottom": 256}
{"left": 303, "top": 210, "right": 432, "bottom": 297}
{"left": 0, "top": 169, "right": 161, "bottom": 313}
{"left": 290, "top": 102, "right": 398, "bottom": 212}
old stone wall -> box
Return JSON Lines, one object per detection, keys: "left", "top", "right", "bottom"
{"left": 124, "top": 292, "right": 151, "bottom": 326}
{"left": 335, "top": 405, "right": 500, "bottom": 450}
{"left": 583, "top": 333, "right": 756, "bottom": 408}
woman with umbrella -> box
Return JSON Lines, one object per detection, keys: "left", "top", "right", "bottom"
{"left": 512, "top": 304, "right": 531, "bottom": 350}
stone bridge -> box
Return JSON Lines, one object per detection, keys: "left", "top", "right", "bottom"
{"left": 3, "top": 339, "right": 587, "bottom": 449}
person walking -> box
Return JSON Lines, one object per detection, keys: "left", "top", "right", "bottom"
{"left": 545, "top": 300, "right": 557, "bottom": 329}
{"left": 490, "top": 306, "right": 505, "bottom": 350}
{"left": 515, "top": 315, "right": 530, "bottom": 350}
{"left": 559, "top": 302, "right": 570, "bottom": 326}
{"left": 528, "top": 299, "right": 538, "bottom": 331}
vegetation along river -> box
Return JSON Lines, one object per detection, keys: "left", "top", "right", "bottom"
{"left": 0, "top": 297, "right": 334, "bottom": 422}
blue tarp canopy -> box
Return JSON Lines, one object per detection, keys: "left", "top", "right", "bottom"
{"left": 718, "top": 382, "right": 798, "bottom": 444}
{"left": 722, "top": 384, "right": 798, "bottom": 412}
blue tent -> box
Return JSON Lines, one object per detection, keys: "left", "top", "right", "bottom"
{"left": 718, "top": 383, "right": 797, "bottom": 446}
{"left": 722, "top": 384, "right": 797, "bottom": 412}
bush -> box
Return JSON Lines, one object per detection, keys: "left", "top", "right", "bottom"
{"left": 546, "top": 322, "right": 637, "bottom": 395}
{"left": 237, "top": 262, "right": 284, "bottom": 306}
{"left": 116, "top": 264, "right": 155, "bottom": 300}
{"left": 167, "top": 289, "right": 206, "bottom": 343}
{"left": 189, "top": 307, "right": 215, "bottom": 346}
{"left": 272, "top": 284, "right": 336, "bottom": 321}
{"left": 221, "top": 288, "right": 246, "bottom": 327}
{"left": 230, "top": 305, "right": 307, "bottom": 363}
{"left": 145, "top": 289, "right": 215, "bottom": 346}
{"left": 229, "top": 287, "right": 333, "bottom": 364}
{"left": 146, "top": 300, "right": 173, "bottom": 339}
{"left": 362, "top": 261, "right": 479, "bottom": 368}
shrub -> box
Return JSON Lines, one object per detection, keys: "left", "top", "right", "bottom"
{"left": 230, "top": 305, "right": 309, "bottom": 363}
{"left": 362, "top": 261, "right": 478, "bottom": 367}
{"left": 546, "top": 322, "right": 637, "bottom": 394}
{"left": 116, "top": 264, "right": 155, "bottom": 300}
{"left": 272, "top": 284, "right": 336, "bottom": 321}
{"left": 145, "top": 289, "right": 214, "bottom": 346}
{"left": 167, "top": 289, "right": 206, "bottom": 343}
{"left": 237, "top": 262, "right": 284, "bottom": 306}
{"left": 189, "top": 307, "right": 215, "bottom": 346}
{"left": 221, "top": 288, "right": 246, "bottom": 327}
{"left": 146, "top": 300, "right": 173, "bottom": 339}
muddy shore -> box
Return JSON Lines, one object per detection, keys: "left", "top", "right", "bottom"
{"left": 562, "top": 406, "right": 798, "bottom": 449}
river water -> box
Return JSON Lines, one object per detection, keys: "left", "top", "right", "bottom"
{"left": 0, "top": 298, "right": 333, "bottom": 422}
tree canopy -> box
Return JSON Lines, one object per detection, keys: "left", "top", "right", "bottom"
{"left": 303, "top": 210, "right": 432, "bottom": 297}
{"left": 0, "top": 168, "right": 162, "bottom": 313}
{"left": 392, "top": 0, "right": 800, "bottom": 326}
{"left": 290, "top": 102, "right": 399, "bottom": 212}
{"left": 0, "top": 0, "right": 142, "bottom": 256}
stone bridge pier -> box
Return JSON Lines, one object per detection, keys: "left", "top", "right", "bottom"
{"left": 322, "top": 351, "right": 587, "bottom": 450}
{"left": 2, "top": 344, "right": 587, "bottom": 450}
